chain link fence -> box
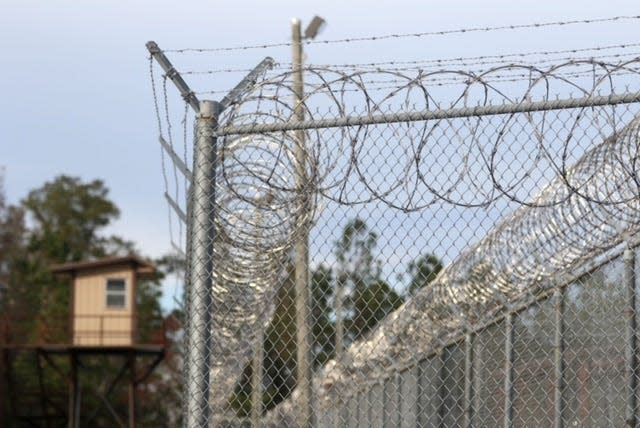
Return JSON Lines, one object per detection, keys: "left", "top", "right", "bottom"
{"left": 149, "top": 43, "right": 640, "bottom": 427}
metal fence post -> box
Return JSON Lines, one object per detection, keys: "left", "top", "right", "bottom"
{"left": 251, "top": 329, "right": 264, "bottom": 428}
{"left": 625, "top": 248, "right": 638, "bottom": 427}
{"left": 437, "top": 351, "right": 446, "bottom": 428}
{"left": 416, "top": 360, "right": 427, "bottom": 427}
{"left": 554, "top": 287, "right": 565, "bottom": 428}
{"left": 292, "top": 17, "right": 313, "bottom": 428}
{"left": 464, "top": 333, "right": 474, "bottom": 428}
{"left": 335, "top": 275, "right": 345, "bottom": 360}
{"left": 184, "top": 100, "right": 219, "bottom": 428}
{"left": 504, "top": 312, "right": 514, "bottom": 428}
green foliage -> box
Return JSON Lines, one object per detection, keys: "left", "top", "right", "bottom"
{"left": 336, "top": 217, "right": 380, "bottom": 282}
{"left": 310, "top": 265, "right": 335, "bottom": 366}
{"left": 0, "top": 173, "right": 26, "bottom": 313}
{"left": 230, "top": 261, "right": 338, "bottom": 417}
{"left": 232, "top": 218, "right": 441, "bottom": 417}
{"left": 259, "top": 264, "right": 297, "bottom": 411}
{"left": 335, "top": 218, "right": 404, "bottom": 342}
{"left": 1, "top": 174, "right": 176, "bottom": 426}
{"left": 407, "top": 253, "right": 443, "bottom": 296}
{"left": 22, "top": 175, "right": 121, "bottom": 262}
{"left": 348, "top": 279, "right": 404, "bottom": 339}
{"left": 230, "top": 384, "right": 253, "bottom": 417}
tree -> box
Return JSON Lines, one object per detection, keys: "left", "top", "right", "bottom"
{"left": 0, "top": 170, "right": 27, "bottom": 424}
{"left": 335, "top": 218, "right": 404, "bottom": 344}
{"left": 350, "top": 278, "right": 403, "bottom": 338}
{"left": 19, "top": 176, "right": 133, "bottom": 337}
{"left": 226, "top": 217, "right": 440, "bottom": 418}
{"left": 310, "top": 265, "right": 335, "bottom": 367}
{"left": 407, "top": 253, "right": 443, "bottom": 296}
{"left": 22, "top": 175, "right": 121, "bottom": 262}
{"left": 1, "top": 174, "right": 173, "bottom": 426}
{"left": 230, "top": 261, "right": 336, "bottom": 417}
{"left": 0, "top": 170, "right": 26, "bottom": 312}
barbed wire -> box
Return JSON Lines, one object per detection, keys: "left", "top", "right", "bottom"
{"left": 161, "top": 14, "right": 640, "bottom": 53}
{"left": 179, "top": 42, "right": 640, "bottom": 76}
{"left": 149, "top": 49, "right": 640, "bottom": 416}
{"left": 217, "top": 57, "right": 639, "bottom": 205}
{"left": 181, "top": 64, "right": 288, "bottom": 75}
{"left": 244, "top": 68, "right": 640, "bottom": 425}
{"left": 192, "top": 65, "right": 640, "bottom": 98}
{"left": 309, "top": 41, "right": 640, "bottom": 70}
{"left": 214, "top": 58, "right": 640, "bottom": 412}
{"left": 174, "top": 42, "right": 640, "bottom": 107}
{"left": 261, "top": 114, "right": 640, "bottom": 426}
{"left": 322, "top": 51, "right": 640, "bottom": 75}
{"left": 149, "top": 58, "right": 178, "bottom": 255}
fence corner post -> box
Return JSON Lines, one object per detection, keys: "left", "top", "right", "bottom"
{"left": 184, "top": 99, "right": 219, "bottom": 428}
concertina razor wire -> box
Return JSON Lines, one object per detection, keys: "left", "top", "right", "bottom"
{"left": 151, "top": 51, "right": 640, "bottom": 426}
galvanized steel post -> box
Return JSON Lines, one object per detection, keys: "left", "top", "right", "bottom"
{"left": 437, "top": 351, "right": 446, "bottom": 428}
{"left": 464, "top": 333, "right": 474, "bottom": 428}
{"left": 335, "top": 275, "right": 345, "bottom": 360}
{"left": 292, "top": 17, "right": 313, "bottom": 428}
{"left": 251, "top": 329, "right": 264, "bottom": 428}
{"left": 184, "top": 100, "right": 219, "bottom": 428}
{"left": 554, "top": 287, "right": 565, "bottom": 428}
{"left": 625, "top": 248, "right": 638, "bottom": 427}
{"left": 504, "top": 312, "right": 514, "bottom": 428}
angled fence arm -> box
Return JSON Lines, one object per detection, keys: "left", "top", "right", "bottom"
{"left": 146, "top": 41, "right": 200, "bottom": 113}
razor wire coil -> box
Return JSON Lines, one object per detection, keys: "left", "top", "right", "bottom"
{"left": 150, "top": 46, "right": 640, "bottom": 424}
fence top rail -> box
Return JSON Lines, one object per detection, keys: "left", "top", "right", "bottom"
{"left": 217, "top": 91, "right": 640, "bottom": 136}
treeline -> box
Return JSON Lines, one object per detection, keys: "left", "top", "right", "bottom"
{"left": 231, "top": 218, "right": 443, "bottom": 417}
{"left": 0, "top": 173, "right": 181, "bottom": 427}
{"left": 0, "top": 172, "right": 444, "bottom": 423}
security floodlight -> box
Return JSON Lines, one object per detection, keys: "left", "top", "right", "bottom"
{"left": 304, "top": 16, "right": 326, "bottom": 40}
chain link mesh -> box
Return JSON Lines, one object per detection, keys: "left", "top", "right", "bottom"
{"left": 150, "top": 49, "right": 640, "bottom": 427}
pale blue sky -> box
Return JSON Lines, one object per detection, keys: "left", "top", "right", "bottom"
{"left": 2, "top": 0, "right": 638, "bottom": 309}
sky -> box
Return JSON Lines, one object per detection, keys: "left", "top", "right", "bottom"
{"left": 1, "top": 0, "right": 639, "bottom": 309}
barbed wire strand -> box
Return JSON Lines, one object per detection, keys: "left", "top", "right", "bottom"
{"left": 162, "top": 15, "right": 640, "bottom": 53}
{"left": 149, "top": 57, "right": 179, "bottom": 255}
{"left": 179, "top": 41, "right": 640, "bottom": 75}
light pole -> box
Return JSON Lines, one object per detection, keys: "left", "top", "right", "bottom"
{"left": 251, "top": 190, "right": 273, "bottom": 428}
{"left": 292, "top": 15, "right": 325, "bottom": 428}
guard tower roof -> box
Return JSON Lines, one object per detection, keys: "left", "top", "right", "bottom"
{"left": 50, "top": 255, "right": 156, "bottom": 279}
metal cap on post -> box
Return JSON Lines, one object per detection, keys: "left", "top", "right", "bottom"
{"left": 146, "top": 41, "right": 200, "bottom": 113}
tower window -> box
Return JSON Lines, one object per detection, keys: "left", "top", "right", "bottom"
{"left": 106, "top": 278, "right": 126, "bottom": 309}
